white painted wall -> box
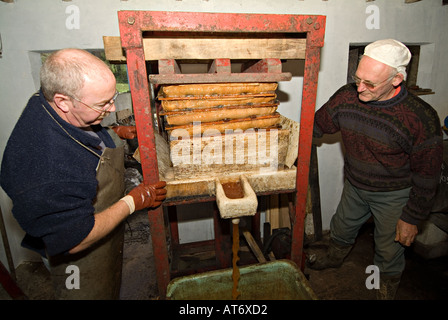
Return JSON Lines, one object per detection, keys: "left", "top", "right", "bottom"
{"left": 1, "top": 0, "right": 447, "bottom": 270}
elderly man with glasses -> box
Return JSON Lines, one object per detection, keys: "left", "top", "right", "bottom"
{"left": 308, "top": 39, "right": 443, "bottom": 299}
{"left": 0, "top": 48, "right": 166, "bottom": 299}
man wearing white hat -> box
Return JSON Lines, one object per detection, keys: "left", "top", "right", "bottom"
{"left": 309, "top": 39, "right": 443, "bottom": 299}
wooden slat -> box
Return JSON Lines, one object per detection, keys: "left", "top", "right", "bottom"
{"left": 266, "top": 194, "right": 291, "bottom": 232}
{"left": 103, "top": 36, "right": 126, "bottom": 62}
{"left": 242, "top": 229, "right": 267, "bottom": 263}
{"left": 149, "top": 72, "right": 292, "bottom": 85}
{"left": 103, "top": 36, "right": 306, "bottom": 62}
{"left": 144, "top": 37, "right": 306, "bottom": 60}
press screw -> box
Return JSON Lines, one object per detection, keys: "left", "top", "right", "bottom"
{"left": 127, "top": 17, "right": 135, "bottom": 25}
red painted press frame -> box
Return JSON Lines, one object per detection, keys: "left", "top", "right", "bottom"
{"left": 117, "top": 10, "right": 326, "bottom": 297}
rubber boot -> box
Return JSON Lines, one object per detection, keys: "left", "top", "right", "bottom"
{"left": 307, "top": 239, "right": 353, "bottom": 270}
{"left": 376, "top": 274, "right": 401, "bottom": 300}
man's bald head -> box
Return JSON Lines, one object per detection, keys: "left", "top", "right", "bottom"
{"left": 40, "top": 48, "right": 115, "bottom": 102}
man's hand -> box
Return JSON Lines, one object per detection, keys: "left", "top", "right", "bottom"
{"left": 112, "top": 126, "right": 137, "bottom": 139}
{"left": 127, "top": 181, "right": 167, "bottom": 211}
{"left": 395, "top": 219, "right": 418, "bottom": 246}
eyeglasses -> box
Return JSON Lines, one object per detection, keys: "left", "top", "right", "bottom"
{"left": 71, "top": 91, "right": 119, "bottom": 113}
{"left": 352, "top": 74, "right": 396, "bottom": 90}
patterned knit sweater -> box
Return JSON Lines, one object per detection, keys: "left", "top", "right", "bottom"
{"left": 314, "top": 83, "right": 443, "bottom": 225}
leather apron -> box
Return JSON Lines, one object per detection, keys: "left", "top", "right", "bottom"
{"left": 47, "top": 137, "right": 125, "bottom": 300}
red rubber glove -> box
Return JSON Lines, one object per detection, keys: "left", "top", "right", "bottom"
{"left": 112, "top": 126, "right": 137, "bottom": 139}
{"left": 127, "top": 181, "right": 167, "bottom": 211}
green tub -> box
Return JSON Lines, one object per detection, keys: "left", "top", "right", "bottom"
{"left": 166, "top": 259, "right": 317, "bottom": 300}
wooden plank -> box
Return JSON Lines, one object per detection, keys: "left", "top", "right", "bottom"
{"left": 242, "top": 229, "right": 267, "bottom": 263}
{"left": 103, "top": 36, "right": 306, "bottom": 62}
{"left": 149, "top": 72, "right": 292, "bottom": 84}
{"left": 267, "top": 194, "right": 280, "bottom": 230}
{"left": 158, "top": 59, "right": 181, "bottom": 74}
{"left": 243, "top": 58, "right": 282, "bottom": 74}
{"left": 103, "top": 36, "right": 126, "bottom": 62}
{"left": 208, "top": 59, "right": 231, "bottom": 74}
{"left": 279, "top": 194, "right": 291, "bottom": 229}
{"left": 144, "top": 37, "right": 306, "bottom": 60}
{"left": 266, "top": 194, "right": 291, "bottom": 232}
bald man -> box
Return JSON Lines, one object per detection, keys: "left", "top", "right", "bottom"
{"left": 1, "top": 49, "right": 166, "bottom": 299}
{"left": 308, "top": 40, "right": 443, "bottom": 299}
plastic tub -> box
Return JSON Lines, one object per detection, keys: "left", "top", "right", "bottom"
{"left": 166, "top": 260, "right": 317, "bottom": 300}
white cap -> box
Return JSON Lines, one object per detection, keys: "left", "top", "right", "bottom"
{"left": 364, "top": 39, "right": 412, "bottom": 80}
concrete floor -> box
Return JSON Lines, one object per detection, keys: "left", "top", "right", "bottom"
{"left": 305, "top": 222, "right": 448, "bottom": 300}
{"left": 1, "top": 214, "right": 447, "bottom": 300}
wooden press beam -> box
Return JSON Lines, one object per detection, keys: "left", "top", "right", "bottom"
{"left": 103, "top": 36, "right": 307, "bottom": 63}
{"left": 148, "top": 70, "right": 292, "bottom": 84}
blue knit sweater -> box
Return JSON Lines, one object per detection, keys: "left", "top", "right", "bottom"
{"left": 0, "top": 91, "right": 116, "bottom": 256}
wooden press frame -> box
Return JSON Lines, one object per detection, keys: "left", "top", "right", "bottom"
{"left": 117, "top": 11, "right": 326, "bottom": 297}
